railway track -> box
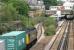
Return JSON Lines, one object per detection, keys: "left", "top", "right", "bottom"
{"left": 59, "top": 20, "right": 74, "bottom": 50}
{"left": 48, "top": 20, "right": 68, "bottom": 50}
{"left": 29, "top": 21, "right": 64, "bottom": 50}
{"left": 57, "top": 21, "right": 70, "bottom": 50}
{"left": 44, "top": 20, "right": 70, "bottom": 50}
{"left": 68, "top": 20, "right": 74, "bottom": 50}
{"left": 30, "top": 20, "right": 74, "bottom": 50}
{"left": 46, "top": 20, "right": 74, "bottom": 50}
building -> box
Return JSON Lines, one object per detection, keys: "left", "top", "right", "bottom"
{"left": 61, "top": 0, "right": 74, "bottom": 2}
{"left": 27, "top": 0, "right": 38, "bottom": 5}
{"left": 66, "top": 0, "right": 74, "bottom": 2}
{"left": 63, "top": 1, "right": 74, "bottom": 10}
{"left": 50, "top": 6, "right": 62, "bottom": 10}
{"left": 27, "top": 0, "right": 44, "bottom": 9}
{"left": 28, "top": 0, "right": 45, "bottom": 17}
{"left": 58, "top": 0, "right": 74, "bottom": 10}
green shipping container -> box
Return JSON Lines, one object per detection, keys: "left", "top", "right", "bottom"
{"left": 0, "top": 31, "right": 26, "bottom": 50}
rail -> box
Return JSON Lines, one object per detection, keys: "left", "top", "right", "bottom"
{"left": 44, "top": 20, "right": 67, "bottom": 50}
{"left": 57, "top": 21, "right": 70, "bottom": 50}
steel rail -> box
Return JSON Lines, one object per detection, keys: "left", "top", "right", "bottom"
{"left": 58, "top": 21, "right": 70, "bottom": 50}
{"left": 44, "top": 20, "right": 67, "bottom": 50}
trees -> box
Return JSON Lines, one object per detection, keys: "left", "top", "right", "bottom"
{"left": 43, "top": 0, "right": 57, "bottom": 10}
{"left": 57, "top": 0, "right": 64, "bottom": 5}
{"left": 0, "top": 0, "right": 30, "bottom": 33}
{"left": 10, "top": 0, "right": 30, "bottom": 16}
{"left": 0, "top": 2, "right": 18, "bottom": 22}
{"left": 0, "top": 0, "right": 30, "bottom": 22}
{"left": 44, "top": 16, "right": 56, "bottom": 35}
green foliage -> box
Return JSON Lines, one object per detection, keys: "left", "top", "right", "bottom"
{"left": 57, "top": 0, "right": 64, "bottom": 5}
{"left": 10, "top": 0, "right": 30, "bottom": 16}
{"left": 0, "top": 0, "right": 10, "bottom": 2}
{"left": 0, "top": 0, "right": 30, "bottom": 33}
{"left": 43, "top": 0, "right": 57, "bottom": 9}
{"left": 0, "top": 0, "right": 30, "bottom": 21}
{"left": 1, "top": 0, "right": 57, "bottom": 35}
{"left": 0, "top": 3, "right": 18, "bottom": 22}
{"left": 43, "top": 0, "right": 57, "bottom": 6}
{"left": 20, "top": 16, "right": 46, "bottom": 28}
{"left": 44, "top": 17, "right": 56, "bottom": 36}
{"left": 20, "top": 16, "right": 34, "bottom": 28}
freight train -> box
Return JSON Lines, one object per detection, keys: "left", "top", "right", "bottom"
{"left": 61, "top": 10, "right": 74, "bottom": 20}
{"left": 64, "top": 14, "right": 74, "bottom": 20}
{"left": 60, "top": 14, "right": 74, "bottom": 20}
{"left": 0, "top": 28, "right": 37, "bottom": 50}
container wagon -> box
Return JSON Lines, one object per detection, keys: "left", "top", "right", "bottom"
{"left": 0, "top": 31, "right": 26, "bottom": 50}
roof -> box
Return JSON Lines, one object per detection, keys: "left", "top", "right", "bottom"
{"left": 63, "top": 1, "right": 74, "bottom": 6}
{"left": 2, "top": 31, "right": 25, "bottom": 36}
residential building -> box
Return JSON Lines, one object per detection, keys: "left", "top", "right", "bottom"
{"left": 27, "top": 0, "right": 38, "bottom": 5}
{"left": 50, "top": 6, "right": 62, "bottom": 10}
{"left": 61, "top": 0, "right": 74, "bottom": 2}
{"left": 67, "top": 0, "right": 74, "bottom": 2}
{"left": 58, "top": 0, "right": 74, "bottom": 10}
{"left": 28, "top": 0, "right": 45, "bottom": 17}
{"left": 28, "top": 0, "right": 45, "bottom": 10}
{"left": 63, "top": 1, "right": 74, "bottom": 10}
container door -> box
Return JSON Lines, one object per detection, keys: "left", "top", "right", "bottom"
{"left": 7, "top": 38, "right": 15, "bottom": 50}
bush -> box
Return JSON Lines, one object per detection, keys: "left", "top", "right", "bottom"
{"left": 44, "top": 16, "right": 56, "bottom": 36}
